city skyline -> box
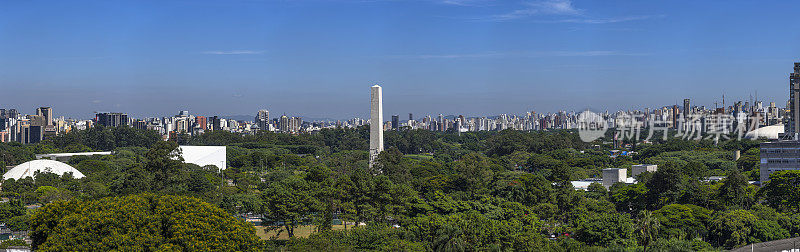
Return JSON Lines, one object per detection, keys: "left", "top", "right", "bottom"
{"left": 2, "top": 0, "right": 800, "bottom": 119}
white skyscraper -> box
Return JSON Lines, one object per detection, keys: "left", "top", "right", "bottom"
{"left": 370, "top": 85, "right": 384, "bottom": 168}
{"left": 256, "top": 109, "right": 270, "bottom": 131}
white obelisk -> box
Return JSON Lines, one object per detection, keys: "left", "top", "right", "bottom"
{"left": 369, "top": 85, "right": 384, "bottom": 168}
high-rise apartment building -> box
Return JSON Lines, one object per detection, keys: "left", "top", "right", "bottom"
{"left": 27, "top": 115, "right": 46, "bottom": 127}
{"left": 256, "top": 110, "right": 270, "bottom": 131}
{"left": 96, "top": 113, "right": 129, "bottom": 127}
{"left": 787, "top": 62, "right": 800, "bottom": 139}
{"left": 438, "top": 114, "right": 445, "bottom": 132}
{"left": 391, "top": 115, "right": 399, "bottom": 130}
{"left": 36, "top": 107, "right": 53, "bottom": 126}
{"left": 195, "top": 116, "right": 208, "bottom": 130}
{"left": 671, "top": 105, "right": 679, "bottom": 129}
{"left": 133, "top": 120, "right": 148, "bottom": 130}
{"left": 279, "top": 115, "right": 289, "bottom": 133}
{"left": 7, "top": 109, "right": 18, "bottom": 119}
{"left": 210, "top": 116, "right": 221, "bottom": 131}
{"left": 683, "top": 99, "right": 690, "bottom": 119}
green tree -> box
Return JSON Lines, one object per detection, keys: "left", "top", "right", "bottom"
{"left": 760, "top": 170, "right": 800, "bottom": 213}
{"left": 375, "top": 147, "right": 411, "bottom": 183}
{"left": 0, "top": 239, "right": 28, "bottom": 249}
{"left": 30, "top": 194, "right": 262, "bottom": 251}
{"left": 0, "top": 200, "right": 25, "bottom": 223}
{"left": 653, "top": 204, "right": 711, "bottom": 240}
{"left": 610, "top": 183, "right": 647, "bottom": 214}
{"left": 635, "top": 210, "right": 660, "bottom": 251}
{"left": 716, "top": 169, "right": 753, "bottom": 209}
{"left": 449, "top": 153, "right": 494, "bottom": 196}
{"left": 433, "top": 225, "right": 466, "bottom": 252}
{"left": 645, "top": 164, "right": 686, "bottom": 210}
{"left": 709, "top": 209, "right": 789, "bottom": 249}
{"left": 574, "top": 212, "right": 635, "bottom": 247}
{"left": 144, "top": 141, "right": 183, "bottom": 192}
{"left": 6, "top": 215, "right": 29, "bottom": 232}
{"left": 262, "top": 176, "right": 317, "bottom": 238}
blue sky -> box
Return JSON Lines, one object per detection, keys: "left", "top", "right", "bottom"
{"left": 1, "top": 0, "right": 799, "bottom": 119}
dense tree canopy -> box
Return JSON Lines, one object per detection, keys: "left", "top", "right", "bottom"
{"left": 0, "top": 126, "right": 788, "bottom": 251}
{"left": 30, "top": 194, "right": 263, "bottom": 251}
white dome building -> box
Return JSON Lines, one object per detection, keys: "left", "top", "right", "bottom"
{"left": 3, "top": 159, "right": 86, "bottom": 181}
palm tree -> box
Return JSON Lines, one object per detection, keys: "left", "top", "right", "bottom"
{"left": 433, "top": 225, "right": 466, "bottom": 252}
{"left": 636, "top": 210, "right": 661, "bottom": 252}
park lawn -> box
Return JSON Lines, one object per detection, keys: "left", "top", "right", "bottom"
{"left": 256, "top": 225, "right": 351, "bottom": 240}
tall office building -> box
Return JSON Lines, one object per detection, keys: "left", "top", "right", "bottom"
{"left": 409, "top": 113, "right": 413, "bottom": 121}
{"left": 133, "top": 120, "right": 147, "bottom": 130}
{"left": 27, "top": 115, "right": 46, "bottom": 127}
{"left": 391, "top": 115, "right": 399, "bottom": 130}
{"left": 761, "top": 63, "right": 800, "bottom": 183}
{"left": 256, "top": 110, "right": 270, "bottom": 131}
{"left": 210, "top": 116, "right": 221, "bottom": 131}
{"left": 36, "top": 107, "right": 53, "bottom": 126}
{"left": 683, "top": 99, "right": 690, "bottom": 119}
{"left": 7, "top": 109, "right": 18, "bottom": 119}
{"left": 438, "top": 114, "right": 445, "bottom": 131}
{"left": 370, "top": 85, "right": 384, "bottom": 167}
{"left": 292, "top": 117, "right": 302, "bottom": 132}
{"left": 787, "top": 62, "right": 800, "bottom": 139}
{"left": 279, "top": 115, "right": 290, "bottom": 133}
{"left": 195, "top": 116, "right": 208, "bottom": 130}
{"left": 96, "top": 113, "right": 129, "bottom": 127}
{"left": 672, "top": 105, "right": 679, "bottom": 129}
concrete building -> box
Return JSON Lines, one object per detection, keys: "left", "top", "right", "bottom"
{"left": 632, "top": 164, "right": 658, "bottom": 177}
{"left": 787, "top": 62, "right": 800, "bottom": 139}
{"left": 683, "top": 99, "right": 690, "bottom": 119}
{"left": 370, "top": 85, "right": 384, "bottom": 167}
{"left": 602, "top": 168, "right": 627, "bottom": 188}
{"left": 279, "top": 115, "right": 289, "bottom": 132}
{"left": 195, "top": 116, "right": 207, "bottom": 131}
{"left": 36, "top": 107, "right": 53, "bottom": 126}
{"left": 760, "top": 141, "right": 800, "bottom": 183}
{"left": 96, "top": 112, "right": 128, "bottom": 127}
{"left": 36, "top": 151, "right": 113, "bottom": 162}
{"left": 256, "top": 110, "right": 269, "bottom": 131}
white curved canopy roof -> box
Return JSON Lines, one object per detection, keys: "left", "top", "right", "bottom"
{"left": 178, "top": 146, "right": 226, "bottom": 170}
{"left": 3, "top": 159, "right": 86, "bottom": 181}
{"left": 745, "top": 124, "right": 784, "bottom": 140}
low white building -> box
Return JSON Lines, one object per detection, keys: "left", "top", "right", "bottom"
{"left": 177, "top": 146, "right": 227, "bottom": 170}
{"left": 35, "top": 151, "right": 112, "bottom": 162}
{"left": 602, "top": 168, "right": 627, "bottom": 189}
{"left": 632, "top": 164, "right": 658, "bottom": 177}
